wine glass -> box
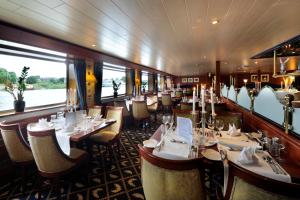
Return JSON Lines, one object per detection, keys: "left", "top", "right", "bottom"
{"left": 215, "top": 119, "right": 224, "bottom": 137}
{"left": 169, "top": 115, "right": 174, "bottom": 132}
{"left": 162, "top": 115, "right": 169, "bottom": 135}
{"left": 206, "top": 117, "right": 214, "bottom": 136}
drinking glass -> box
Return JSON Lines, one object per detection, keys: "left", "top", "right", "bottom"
{"left": 169, "top": 115, "right": 174, "bottom": 131}
{"left": 206, "top": 117, "right": 214, "bottom": 136}
{"left": 162, "top": 115, "right": 169, "bottom": 134}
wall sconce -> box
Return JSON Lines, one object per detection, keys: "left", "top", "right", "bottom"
{"left": 243, "top": 79, "right": 248, "bottom": 87}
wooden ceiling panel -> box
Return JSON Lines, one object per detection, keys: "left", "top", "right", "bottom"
{"left": 0, "top": 0, "right": 299, "bottom": 75}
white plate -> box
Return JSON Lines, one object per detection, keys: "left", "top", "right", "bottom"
{"left": 143, "top": 139, "right": 158, "bottom": 148}
{"left": 202, "top": 149, "right": 221, "bottom": 161}
{"left": 204, "top": 138, "right": 218, "bottom": 147}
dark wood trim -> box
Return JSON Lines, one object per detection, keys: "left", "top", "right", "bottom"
{"left": 224, "top": 161, "right": 300, "bottom": 199}
{"left": 0, "top": 20, "right": 173, "bottom": 77}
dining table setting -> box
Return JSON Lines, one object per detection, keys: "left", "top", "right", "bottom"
{"left": 28, "top": 110, "right": 116, "bottom": 155}
{"left": 141, "top": 116, "right": 293, "bottom": 185}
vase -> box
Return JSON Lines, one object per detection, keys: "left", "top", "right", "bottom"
{"left": 113, "top": 91, "right": 118, "bottom": 98}
{"left": 14, "top": 100, "right": 25, "bottom": 112}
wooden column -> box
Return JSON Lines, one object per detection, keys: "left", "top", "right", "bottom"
{"left": 216, "top": 61, "right": 221, "bottom": 97}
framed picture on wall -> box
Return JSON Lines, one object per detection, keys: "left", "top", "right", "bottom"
{"left": 251, "top": 74, "right": 258, "bottom": 82}
{"left": 182, "top": 78, "right": 187, "bottom": 83}
{"left": 261, "top": 74, "right": 269, "bottom": 82}
{"left": 193, "top": 77, "right": 199, "bottom": 83}
{"left": 188, "top": 78, "right": 193, "bottom": 83}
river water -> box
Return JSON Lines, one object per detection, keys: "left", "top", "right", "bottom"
{"left": 0, "top": 89, "right": 66, "bottom": 111}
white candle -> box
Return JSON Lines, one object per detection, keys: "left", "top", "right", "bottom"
{"left": 281, "top": 81, "right": 283, "bottom": 89}
{"left": 192, "top": 87, "right": 196, "bottom": 113}
{"left": 196, "top": 84, "right": 199, "bottom": 97}
{"left": 201, "top": 86, "right": 205, "bottom": 113}
{"left": 210, "top": 87, "right": 215, "bottom": 116}
{"left": 74, "top": 89, "right": 77, "bottom": 112}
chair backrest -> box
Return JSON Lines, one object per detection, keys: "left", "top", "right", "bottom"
{"left": 162, "top": 94, "right": 172, "bottom": 106}
{"left": 225, "top": 161, "right": 300, "bottom": 200}
{"left": 180, "top": 102, "right": 199, "bottom": 110}
{"left": 139, "top": 145, "right": 206, "bottom": 200}
{"left": 147, "top": 95, "right": 158, "bottom": 110}
{"left": 88, "top": 106, "right": 102, "bottom": 118}
{"left": 172, "top": 109, "right": 200, "bottom": 127}
{"left": 132, "top": 101, "right": 150, "bottom": 120}
{"left": 215, "top": 112, "right": 242, "bottom": 131}
{"left": 0, "top": 122, "right": 33, "bottom": 163}
{"left": 27, "top": 124, "right": 75, "bottom": 174}
{"left": 186, "top": 88, "right": 193, "bottom": 95}
{"left": 113, "top": 101, "right": 130, "bottom": 117}
{"left": 105, "top": 106, "right": 123, "bottom": 134}
{"left": 175, "top": 90, "right": 183, "bottom": 98}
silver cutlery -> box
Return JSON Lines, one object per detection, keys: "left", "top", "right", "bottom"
{"left": 266, "top": 156, "right": 287, "bottom": 175}
{"left": 263, "top": 156, "right": 279, "bottom": 174}
{"left": 170, "top": 139, "right": 187, "bottom": 144}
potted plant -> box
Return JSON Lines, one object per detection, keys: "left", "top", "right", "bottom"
{"left": 5, "top": 66, "right": 30, "bottom": 112}
{"left": 112, "top": 80, "right": 121, "bottom": 98}
{"left": 141, "top": 81, "right": 147, "bottom": 93}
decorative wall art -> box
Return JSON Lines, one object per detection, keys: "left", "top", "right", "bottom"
{"left": 251, "top": 74, "right": 258, "bottom": 82}
{"left": 193, "top": 77, "right": 199, "bottom": 83}
{"left": 188, "top": 78, "right": 193, "bottom": 83}
{"left": 261, "top": 74, "right": 269, "bottom": 82}
{"left": 182, "top": 78, "right": 187, "bottom": 83}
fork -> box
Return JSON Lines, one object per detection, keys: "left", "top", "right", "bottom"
{"left": 263, "top": 156, "right": 279, "bottom": 174}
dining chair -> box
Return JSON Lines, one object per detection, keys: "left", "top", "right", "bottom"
{"left": 172, "top": 109, "right": 200, "bottom": 127}
{"left": 224, "top": 160, "right": 300, "bottom": 200}
{"left": 175, "top": 90, "right": 183, "bottom": 98}
{"left": 186, "top": 88, "right": 193, "bottom": 96}
{"left": 27, "top": 124, "right": 88, "bottom": 197}
{"left": 132, "top": 100, "right": 150, "bottom": 128}
{"left": 215, "top": 112, "right": 242, "bottom": 131}
{"left": 138, "top": 145, "right": 206, "bottom": 200}
{"left": 161, "top": 93, "right": 172, "bottom": 113}
{"left": 113, "top": 100, "right": 131, "bottom": 126}
{"left": 147, "top": 95, "right": 158, "bottom": 121}
{"left": 88, "top": 105, "right": 102, "bottom": 118}
{"left": 0, "top": 122, "right": 34, "bottom": 191}
{"left": 89, "top": 106, "right": 123, "bottom": 165}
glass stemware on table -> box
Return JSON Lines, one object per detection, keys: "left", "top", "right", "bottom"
{"left": 215, "top": 119, "right": 224, "bottom": 136}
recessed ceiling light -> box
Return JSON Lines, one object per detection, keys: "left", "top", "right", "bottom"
{"left": 211, "top": 20, "right": 219, "bottom": 25}
{"left": 92, "top": 44, "right": 96, "bottom": 47}
{"left": 254, "top": 61, "right": 258, "bottom": 64}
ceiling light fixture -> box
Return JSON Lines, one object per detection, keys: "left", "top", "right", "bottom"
{"left": 92, "top": 44, "right": 96, "bottom": 47}
{"left": 211, "top": 19, "right": 219, "bottom": 25}
{"left": 254, "top": 61, "right": 258, "bottom": 64}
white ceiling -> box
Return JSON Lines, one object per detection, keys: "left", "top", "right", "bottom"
{"left": 0, "top": 0, "right": 300, "bottom": 76}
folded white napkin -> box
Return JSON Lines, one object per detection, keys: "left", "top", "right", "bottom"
{"left": 37, "top": 118, "right": 51, "bottom": 130}
{"left": 153, "top": 134, "right": 190, "bottom": 160}
{"left": 228, "top": 124, "right": 241, "bottom": 136}
{"left": 56, "top": 130, "right": 71, "bottom": 155}
{"left": 176, "top": 117, "right": 193, "bottom": 144}
{"left": 237, "top": 146, "right": 259, "bottom": 165}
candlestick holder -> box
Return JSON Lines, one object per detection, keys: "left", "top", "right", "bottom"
{"left": 201, "top": 111, "right": 207, "bottom": 136}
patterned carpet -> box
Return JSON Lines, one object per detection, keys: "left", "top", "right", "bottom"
{"left": 0, "top": 119, "right": 161, "bottom": 200}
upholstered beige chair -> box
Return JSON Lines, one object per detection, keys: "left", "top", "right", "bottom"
{"left": 88, "top": 105, "right": 102, "bottom": 118}
{"left": 173, "top": 109, "right": 200, "bottom": 127}
{"left": 224, "top": 161, "right": 300, "bottom": 200}
{"left": 89, "top": 106, "right": 123, "bottom": 162}
{"left": 114, "top": 100, "right": 131, "bottom": 126}
{"left": 161, "top": 93, "right": 172, "bottom": 113}
{"left": 139, "top": 145, "right": 206, "bottom": 200}
{"left": 175, "top": 90, "right": 183, "bottom": 98}
{"left": 27, "top": 124, "right": 88, "bottom": 178}
{"left": 0, "top": 122, "right": 33, "bottom": 164}
{"left": 132, "top": 100, "right": 150, "bottom": 127}
{"left": 0, "top": 122, "right": 34, "bottom": 191}
{"left": 147, "top": 95, "right": 158, "bottom": 121}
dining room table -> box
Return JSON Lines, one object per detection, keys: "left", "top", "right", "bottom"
{"left": 141, "top": 124, "right": 300, "bottom": 183}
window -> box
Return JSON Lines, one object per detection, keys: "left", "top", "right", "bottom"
{"left": 0, "top": 40, "right": 67, "bottom": 113}
{"left": 141, "top": 72, "right": 149, "bottom": 92}
{"left": 101, "top": 62, "right": 126, "bottom": 98}
{"left": 157, "top": 75, "right": 161, "bottom": 91}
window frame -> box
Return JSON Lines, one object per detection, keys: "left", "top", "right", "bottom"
{"left": 101, "top": 63, "right": 126, "bottom": 99}
{"left": 0, "top": 40, "right": 68, "bottom": 116}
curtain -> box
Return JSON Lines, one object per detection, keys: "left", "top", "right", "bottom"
{"left": 154, "top": 74, "right": 158, "bottom": 93}
{"left": 130, "top": 69, "right": 135, "bottom": 96}
{"left": 94, "top": 61, "right": 103, "bottom": 105}
{"left": 74, "top": 58, "right": 87, "bottom": 110}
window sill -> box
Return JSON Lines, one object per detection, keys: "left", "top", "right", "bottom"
{"left": 100, "top": 95, "right": 126, "bottom": 103}
{"left": 0, "top": 103, "right": 66, "bottom": 118}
